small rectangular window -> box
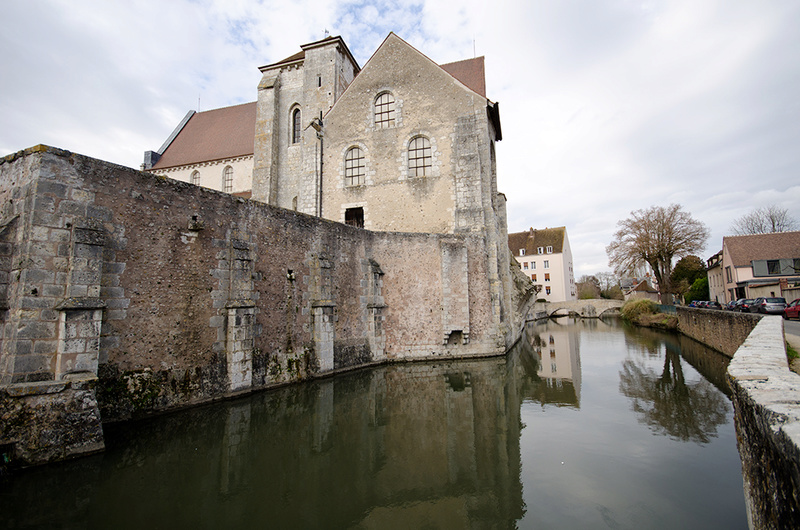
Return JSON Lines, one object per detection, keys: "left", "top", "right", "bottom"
{"left": 546, "top": 246, "right": 553, "bottom": 253}
{"left": 532, "top": 262, "right": 536, "bottom": 270}
{"left": 546, "top": 286, "right": 551, "bottom": 295}
{"left": 544, "top": 260, "right": 550, "bottom": 269}
{"left": 520, "top": 249, "right": 525, "bottom": 256}
{"left": 545, "top": 273, "right": 550, "bottom": 281}
{"left": 767, "top": 260, "right": 780, "bottom": 275}
{"left": 538, "top": 247, "right": 544, "bottom": 254}
{"left": 523, "top": 262, "right": 528, "bottom": 270}
{"left": 532, "top": 274, "right": 537, "bottom": 281}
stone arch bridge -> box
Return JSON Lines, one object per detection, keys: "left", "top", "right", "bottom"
{"left": 526, "top": 299, "right": 624, "bottom": 320}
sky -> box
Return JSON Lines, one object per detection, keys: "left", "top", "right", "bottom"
{"left": 2, "top": 0, "right": 799, "bottom": 279}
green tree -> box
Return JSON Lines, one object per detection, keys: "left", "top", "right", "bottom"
{"left": 685, "top": 277, "right": 709, "bottom": 303}
{"left": 670, "top": 255, "right": 706, "bottom": 301}
{"left": 606, "top": 204, "right": 709, "bottom": 304}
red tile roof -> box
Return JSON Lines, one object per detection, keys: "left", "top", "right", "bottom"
{"left": 724, "top": 231, "right": 800, "bottom": 267}
{"left": 152, "top": 102, "right": 256, "bottom": 170}
{"left": 440, "top": 57, "right": 486, "bottom": 98}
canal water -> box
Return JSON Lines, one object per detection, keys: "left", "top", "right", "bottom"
{"left": 1, "top": 318, "right": 747, "bottom": 529}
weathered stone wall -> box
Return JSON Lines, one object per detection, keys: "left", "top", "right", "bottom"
{"left": 0, "top": 146, "right": 519, "bottom": 466}
{"left": 727, "top": 316, "right": 800, "bottom": 529}
{"left": 0, "top": 375, "right": 104, "bottom": 466}
{"left": 677, "top": 306, "right": 762, "bottom": 357}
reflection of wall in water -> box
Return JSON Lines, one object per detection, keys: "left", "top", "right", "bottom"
{"left": 529, "top": 322, "right": 582, "bottom": 407}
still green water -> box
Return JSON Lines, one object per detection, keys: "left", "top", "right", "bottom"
{"left": 1, "top": 318, "right": 746, "bottom": 528}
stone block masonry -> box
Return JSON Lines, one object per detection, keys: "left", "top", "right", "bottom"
{"left": 0, "top": 146, "right": 522, "bottom": 467}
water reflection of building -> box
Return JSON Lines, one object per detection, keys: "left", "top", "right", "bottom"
{"left": 526, "top": 321, "right": 582, "bottom": 408}
{"left": 2, "top": 342, "right": 543, "bottom": 528}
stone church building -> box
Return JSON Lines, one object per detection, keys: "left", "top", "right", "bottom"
{"left": 144, "top": 33, "right": 502, "bottom": 236}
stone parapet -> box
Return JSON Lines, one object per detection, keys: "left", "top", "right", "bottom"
{"left": 727, "top": 316, "right": 800, "bottom": 528}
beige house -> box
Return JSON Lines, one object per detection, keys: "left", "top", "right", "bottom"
{"left": 508, "top": 227, "right": 577, "bottom": 302}
{"left": 714, "top": 231, "right": 800, "bottom": 302}
{"left": 706, "top": 251, "right": 725, "bottom": 303}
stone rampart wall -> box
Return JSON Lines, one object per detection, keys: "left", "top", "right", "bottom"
{"left": 0, "top": 146, "right": 516, "bottom": 466}
{"left": 677, "top": 306, "right": 762, "bottom": 357}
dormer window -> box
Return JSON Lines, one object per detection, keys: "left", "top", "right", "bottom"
{"left": 520, "top": 249, "right": 525, "bottom": 256}
{"left": 538, "top": 247, "right": 544, "bottom": 254}
{"left": 547, "top": 246, "right": 553, "bottom": 253}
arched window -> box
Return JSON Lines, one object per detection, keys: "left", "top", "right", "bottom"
{"left": 223, "top": 166, "right": 233, "bottom": 193}
{"left": 374, "top": 93, "right": 395, "bottom": 129}
{"left": 190, "top": 170, "right": 200, "bottom": 185}
{"left": 408, "top": 136, "right": 431, "bottom": 177}
{"left": 292, "top": 108, "right": 301, "bottom": 144}
{"left": 344, "top": 147, "right": 365, "bottom": 186}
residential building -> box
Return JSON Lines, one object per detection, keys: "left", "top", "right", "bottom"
{"left": 508, "top": 227, "right": 576, "bottom": 302}
{"left": 714, "top": 231, "right": 800, "bottom": 302}
{"left": 706, "top": 251, "right": 725, "bottom": 303}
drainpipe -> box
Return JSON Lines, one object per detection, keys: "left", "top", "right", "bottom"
{"left": 309, "top": 117, "right": 324, "bottom": 217}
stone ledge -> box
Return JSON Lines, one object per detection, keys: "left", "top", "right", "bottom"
{"left": 1, "top": 374, "right": 97, "bottom": 397}
{"left": 727, "top": 316, "right": 800, "bottom": 528}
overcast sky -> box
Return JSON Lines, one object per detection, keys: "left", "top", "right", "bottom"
{"left": 2, "top": 0, "right": 799, "bottom": 278}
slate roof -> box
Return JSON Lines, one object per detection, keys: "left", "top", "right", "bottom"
{"left": 508, "top": 227, "right": 566, "bottom": 255}
{"left": 723, "top": 231, "right": 800, "bottom": 267}
{"left": 151, "top": 102, "right": 256, "bottom": 170}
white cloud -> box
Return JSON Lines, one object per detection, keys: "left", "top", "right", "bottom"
{"left": 2, "top": 0, "right": 799, "bottom": 279}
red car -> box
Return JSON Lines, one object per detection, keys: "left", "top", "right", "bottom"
{"left": 785, "top": 299, "right": 800, "bottom": 320}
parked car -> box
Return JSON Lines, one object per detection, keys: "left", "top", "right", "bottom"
{"left": 734, "top": 299, "right": 755, "bottom": 312}
{"left": 752, "top": 297, "right": 787, "bottom": 315}
{"left": 726, "top": 300, "right": 738, "bottom": 311}
{"left": 784, "top": 299, "right": 800, "bottom": 320}
{"left": 707, "top": 301, "right": 722, "bottom": 310}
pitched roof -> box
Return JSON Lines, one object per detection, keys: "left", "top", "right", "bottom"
{"left": 508, "top": 227, "right": 567, "bottom": 255}
{"left": 723, "top": 231, "right": 800, "bottom": 267}
{"left": 152, "top": 102, "right": 256, "bottom": 170}
{"left": 440, "top": 57, "right": 486, "bottom": 98}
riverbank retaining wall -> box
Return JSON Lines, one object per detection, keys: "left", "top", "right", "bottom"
{"left": 677, "top": 306, "right": 800, "bottom": 528}
{"left": 677, "top": 306, "right": 761, "bottom": 357}
{"left": 0, "top": 146, "right": 525, "bottom": 467}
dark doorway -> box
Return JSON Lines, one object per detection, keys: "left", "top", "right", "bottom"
{"left": 345, "top": 207, "right": 364, "bottom": 228}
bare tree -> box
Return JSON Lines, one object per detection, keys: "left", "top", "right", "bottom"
{"left": 730, "top": 205, "right": 797, "bottom": 235}
{"left": 606, "top": 204, "right": 709, "bottom": 303}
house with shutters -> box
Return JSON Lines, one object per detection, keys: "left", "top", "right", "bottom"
{"left": 715, "top": 231, "right": 800, "bottom": 302}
